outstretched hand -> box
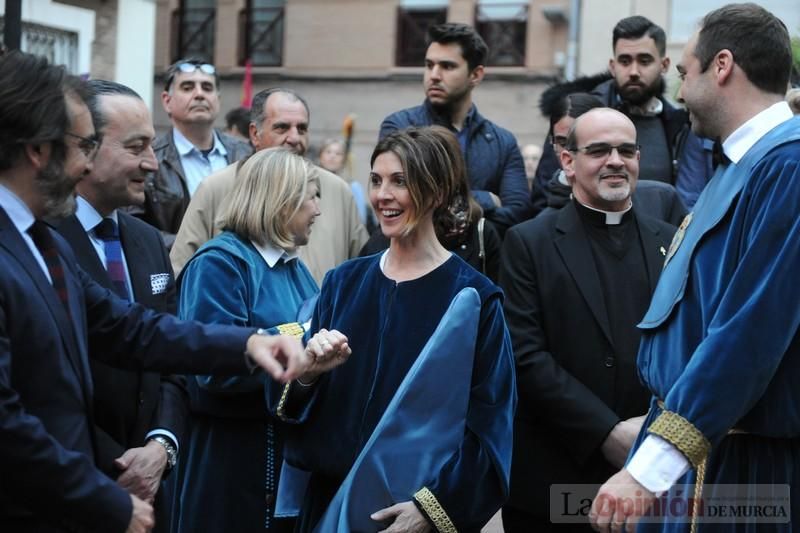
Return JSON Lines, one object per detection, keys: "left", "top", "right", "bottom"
{"left": 246, "top": 334, "right": 308, "bottom": 382}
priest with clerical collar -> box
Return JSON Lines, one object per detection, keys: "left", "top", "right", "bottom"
{"left": 498, "top": 107, "right": 677, "bottom": 531}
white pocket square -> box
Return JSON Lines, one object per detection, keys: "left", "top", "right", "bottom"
{"left": 150, "top": 273, "right": 170, "bottom": 295}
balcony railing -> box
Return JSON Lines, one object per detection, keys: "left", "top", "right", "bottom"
{"left": 238, "top": 7, "right": 284, "bottom": 66}
{"left": 476, "top": 2, "right": 528, "bottom": 67}
{"left": 0, "top": 18, "right": 79, "bottom": 73}
{"left": 395, "top": 6, "right": 447, "bottom": 67}
{"left": 171, "top": 7, "right": 215, "bottom": 62}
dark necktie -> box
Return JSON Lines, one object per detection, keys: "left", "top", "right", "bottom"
{"left": 28, "top": 220, "right": 72, "bottom": 318}
{"left": 94, "top": 218, "right": 131, "bottom": 302}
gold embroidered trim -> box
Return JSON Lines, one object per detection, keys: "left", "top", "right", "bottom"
{"left": 276, "top": 322, "right": 305, "bottom": 338}
{"left": 275, "top": 382, "right": 292, "bottom": 420}
{"left": 648, "top": 410, "right": 710, "bottom": 469}
{"left": 413, "top": 487, "right": 457, "bottom": 533}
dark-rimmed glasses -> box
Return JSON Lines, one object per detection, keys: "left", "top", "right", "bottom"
{"left": 65, "top": 132, "right": 100, "bottom": 159}
{"left": 569, "top": 143, "right": 639, "bottom": 159}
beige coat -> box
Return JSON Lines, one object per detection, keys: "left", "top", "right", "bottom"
{"left": 170, "top": 161, "right": 368, "bottom": 284}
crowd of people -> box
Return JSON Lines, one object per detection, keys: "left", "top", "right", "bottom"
{"left": 1, "top": 2, "right": 799, "bottom": 533}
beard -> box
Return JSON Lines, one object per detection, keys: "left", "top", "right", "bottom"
{"left": 618, "top": 75, "right": 664, "bottom": 106}
{"left": 427, "top": 83, "right": 471, "bottom": 118}
{"left": 598, "top": 181, "right": 631, "bottom": 204}
{"left": 35, "top": 157, "right": 77, "bottom": 219}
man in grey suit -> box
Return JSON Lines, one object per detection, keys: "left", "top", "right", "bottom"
{"left": 55, "top": 80, "right": 186, "bottom": 531}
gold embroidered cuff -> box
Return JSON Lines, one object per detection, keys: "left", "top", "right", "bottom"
{"left": 413, "top": 487, "right": 457, "bottom": 533}
{"left": 276, "top": 322, "right": 305, "bottom": 338}
{"left": 648, "top": 410, "right": 711, "bottom": 469}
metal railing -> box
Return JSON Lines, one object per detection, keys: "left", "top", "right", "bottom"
{"left": 171, "top": 7, "right": 215, "bottom": 62}
{"left": 238, "top": 7, "right": 284, "bottom": 66}
{"left": 0, "top": 17, "right": 79, "bottom": 73}
{"left": 395, "top": 6, "right": 447, "bottom": 67}
{"left": 475, "top": 2, "right": 528, "bottom": 66}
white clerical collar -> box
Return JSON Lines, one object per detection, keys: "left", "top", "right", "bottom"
{"left": 723, "top": 101, "right": 793, "bottom": 164}
{"left": 75, "top": 195, "right": 119, "bottom": 233}
{"left": 251, "top": 239, "right": 298, "bottom": 268}
{"left": 575, "top": 197, "right": 633, "bottom": 225}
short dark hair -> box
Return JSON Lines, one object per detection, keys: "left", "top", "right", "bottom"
{"left": 0, "top": 51, "right": 87, "bottom": 171}
{"left": 548, "top": 93, "right": 604, "bottom": 136}
{"left": 163, "top": 57, "right": 219, "bottom": 92}
{"left": 695, "top": 3, "right": 791, "bottom": 96}
{"left": 85, "top": 80, "right": 141, "bottom": 136}
{"left": 250, "top": 88, "right": 310, "bottom": 132}
{"left": 225, "top": 107, "right": 251, "bottom": 137}
{"left": 613, "top": 16, "right": 667, "bottom": 56}
{"left": 427, "top": 23, "right": 488, "bottom": 71}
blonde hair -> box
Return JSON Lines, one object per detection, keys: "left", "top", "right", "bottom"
{"left": 221, "top": 148, "right": 318, "bottom": 249}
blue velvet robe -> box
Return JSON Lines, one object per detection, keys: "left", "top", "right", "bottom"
{"left": 273, "top": 253, "right": 516, "bottom": 532}
{"left": 633, "top": 116, "right": 800, "bottom": 531}
{"left": 175, "top": 231, "right": 318, "bottom": 533}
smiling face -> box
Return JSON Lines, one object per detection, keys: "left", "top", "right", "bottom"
{"left": 676, "top": 32, "right": 721, "bottom": 139}
{"left": 251, "top": 92, "right": 309, "bottom": 156}
{"left": 369, "top": 150, "right": 418, "bottom": 240}
{"left": 77, "top": 95, "right": 156, "bottom": 215}
{"left": 609, "top": 36, "right": 669, "bottom": 106}
{"left": 37, "top": 95, "right": 96, "bottom": 218}
{"left": 161, "top": 70, "right": 220, "bottom": 127}
{"left": 561, "top": 108, "right": 639, "bottom": 212}
{"left": 286, "top": 179, "right": 321, "bottom": 248}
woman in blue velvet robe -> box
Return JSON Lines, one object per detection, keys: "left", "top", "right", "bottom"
{"left": 274, "top": 127, "right": 517, "bottom": 533}
{"left": 174, "top": 149, "right": 321, "bottom": 532}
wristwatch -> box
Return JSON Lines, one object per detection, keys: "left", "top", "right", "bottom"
{"left": 150, "top": 436, "right": 178, "bottom": 471}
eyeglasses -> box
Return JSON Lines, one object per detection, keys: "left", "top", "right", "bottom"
{"left": 176, "top": 62, "right": 215, "bottom": 76}
{"left": 65, "top": 132, "right": 100, "bottom": 159}
{"left": 569, "top": 142, "right": 639, "bottom": 159}
{"left": 165, "top": 61, "right": 216, "bottom": 90}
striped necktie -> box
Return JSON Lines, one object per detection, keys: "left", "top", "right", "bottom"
{"left": 28, "top": 220, "right": 72, "bottom": 318}
{"left": 94, "top": 218, "right": 131, "bottom": 302}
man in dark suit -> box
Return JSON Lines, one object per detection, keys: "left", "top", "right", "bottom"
{"left": 0, "top": 51, "right": 324, "bottom": 533}
{"left": 55, "top": 80, "right": 186, "bottom": 530}
{"left": 499, "top": 108, "right": 676, "bottom": 531}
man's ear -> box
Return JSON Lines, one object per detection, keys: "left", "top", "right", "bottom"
{"left": 249, "top": 122, "right": 260, "bottom": 149}
{"left": 714, "top": 49, "right": 735, "bottom": 85}
{"left": 24, "top": 142, "right": 52, "bottom": 171}
{"left": 161, "top": 90, "right": 172, "bottom": 115}
{"left": 560, "top": 149, "right": 576, "bottom": 185}
{"left": 470, "top": 65, "right": 485, "bottom": 87}
{"left": 660, "top": 56, "right": 671, "bottom": 74}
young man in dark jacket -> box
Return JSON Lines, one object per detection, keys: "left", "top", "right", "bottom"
{"left": 380, "top": 23, "right": 532, "bottom": 231}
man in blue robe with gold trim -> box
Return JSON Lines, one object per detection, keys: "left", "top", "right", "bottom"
{"left": 591, "top": 4, "right": 800, "bottom": 532}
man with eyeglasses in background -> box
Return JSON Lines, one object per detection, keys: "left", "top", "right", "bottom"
{"left": 499, "top": 107, "right": 676, "bottom": 532}
{"left": 134, "top": 58, "right": 252, "bottom": 248}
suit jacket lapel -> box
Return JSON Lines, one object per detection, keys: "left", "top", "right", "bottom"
{"left": 0, "top": 209, "right": 89, "bottom": 395}
{"left": 553, "top": 203, "right": 614, "bottom": 347}
{"left": 57, "top": 215, "right": 113, "bottom": 290}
